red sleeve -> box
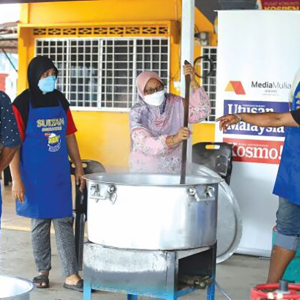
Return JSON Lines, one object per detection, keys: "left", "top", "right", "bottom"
{"left": 66, "top": 108, "right": 77, "bottom": 135}
{"left": 12, "top": 105, "right": 25, "bottom": 142}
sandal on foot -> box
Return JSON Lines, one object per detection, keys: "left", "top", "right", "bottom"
{"left": 33, "top": 275, "right": 49, "bottom": 289}
{"left": 63, "top": 279, "right": 83, "bottom": 292}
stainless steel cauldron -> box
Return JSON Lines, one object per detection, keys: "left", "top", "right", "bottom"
{"left": 0, "top": 275, "right": 34, "bottom": 300}
{"left": 84, "top": 173, "right": 222, "bottom": 250}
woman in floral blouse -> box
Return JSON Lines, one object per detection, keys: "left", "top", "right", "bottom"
{"left": 129, "top": 64, "right": 211, "bottom": 173}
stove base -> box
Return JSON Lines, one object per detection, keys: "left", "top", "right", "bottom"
{"left": 83, "top": 242, "right": 216, "bottom": 300}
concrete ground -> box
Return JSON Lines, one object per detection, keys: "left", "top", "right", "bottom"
{"left": 0, "top": 183, "right": 270, "bottom": 300}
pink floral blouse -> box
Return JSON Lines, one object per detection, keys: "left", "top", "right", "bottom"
{"left": 129, "top": 87, "right": 211, "bottom": 173}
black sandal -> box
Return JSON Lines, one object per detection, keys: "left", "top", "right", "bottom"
{"left": 33, "top": 275, "right": 50, "bottom": 289}
{"left": 63, "top": 279, "right": 83, "bottom": 292}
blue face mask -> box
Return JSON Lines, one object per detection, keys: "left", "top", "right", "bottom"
{"left": 38, "top": 75, "right": 56, "bottom": 94}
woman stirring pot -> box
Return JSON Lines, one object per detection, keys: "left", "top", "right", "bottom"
{"left": 130, "top": 64, "right": 211, "bottom": 173}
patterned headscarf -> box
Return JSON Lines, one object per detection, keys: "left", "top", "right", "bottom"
{"left": 136, "top": 71, "right": 163, "bottom": 99}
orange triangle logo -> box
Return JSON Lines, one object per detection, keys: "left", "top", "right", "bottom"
{"left": 225, "top": 81, "right": 246, "bottom": 95}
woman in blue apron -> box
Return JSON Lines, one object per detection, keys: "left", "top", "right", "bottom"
{"left": 10, "top": 56, "right": 85, "bottom": 291}
{"left": 216, "top": 74, "right": 300, "bottom": 284}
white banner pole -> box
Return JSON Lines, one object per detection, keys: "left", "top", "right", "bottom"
{"left": 180, "top": 0, "right": 195, "bottom": 164}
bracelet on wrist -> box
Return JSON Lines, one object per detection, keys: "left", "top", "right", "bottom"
{"left": 234, "top": 113, "right": 242, "bottom": 122}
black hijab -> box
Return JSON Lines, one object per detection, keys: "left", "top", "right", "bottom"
{"left": 13, "top": 56, "right": 70, "bottom": 128}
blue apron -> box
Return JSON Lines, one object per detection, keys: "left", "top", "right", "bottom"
{"left": 16, "top": 102, "right": 72, "bottom": 218}
{"left": 273, "top": 81, "right": 300, "bottom": 205}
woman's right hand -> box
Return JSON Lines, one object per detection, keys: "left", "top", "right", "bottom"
{"left": 12, "top": 179, "right": 25, "bottom": 203}
{"left": 216, "top": 114, "right": 241, "bottom": 131}
{"left": 174, "top": 127, "right": 190, "bottom": 143}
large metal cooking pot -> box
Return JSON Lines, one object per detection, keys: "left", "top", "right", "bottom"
{"left": 189, "top": 164, "right": 242, "bottom": 263}
{"left": 84, "top": 173, "right": 222, "bottom": 250}
{"left": 0, "top": 275, "right": 34, "bottom": 300}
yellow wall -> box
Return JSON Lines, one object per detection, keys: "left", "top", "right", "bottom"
{"left": 25, "top": 0, "right": 180, "bottom": 24}
{"left": 18, "top": 0, "right": 216, "bottom": 169}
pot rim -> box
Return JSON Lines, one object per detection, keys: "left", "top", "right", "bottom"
{"left": 0, "top": 275, "right": 35, "bottom": 298}
{"left": 83, "top": 172, "right": 223, "bottom": 187}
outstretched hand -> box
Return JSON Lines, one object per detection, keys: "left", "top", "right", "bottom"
{"left": 216, "top": 114, "right": 240, "bottom": 131}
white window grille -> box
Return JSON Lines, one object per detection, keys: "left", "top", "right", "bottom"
{"left": 200, "top": 46, "right": 217, "bottom": 121}
{"left": 36, "top": 37, "right": 169, "bottom": 111}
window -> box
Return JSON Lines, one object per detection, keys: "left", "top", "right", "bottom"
{"left": 200, "top": 46, "right": 217, "bottom": 121}
{"left": 36, "top": 37, "right": 169, "bottom": 110}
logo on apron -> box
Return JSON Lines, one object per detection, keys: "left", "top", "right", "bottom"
{"left": 45, "top": 133, "right": 61, "bottom": 152}
{"left": 295, "top": 91, "right": 300, "bottom": 109}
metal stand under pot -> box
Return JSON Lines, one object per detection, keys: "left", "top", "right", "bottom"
{"left": 84, "top": 242, "right": 217, "bottom": 300}
{"left": 83, "top": 173, "right": 222, "bottom": 300}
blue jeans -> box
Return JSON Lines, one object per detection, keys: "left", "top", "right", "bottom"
{"left": 274, "top": 197, "right": 300, "bottom": 251}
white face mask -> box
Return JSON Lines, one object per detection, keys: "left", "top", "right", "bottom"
{"left": 144, "top": 90, "right": 165, "bottom": 106}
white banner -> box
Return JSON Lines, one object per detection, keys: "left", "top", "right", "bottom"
{"left": 216, "top": 11, "right": 300, "bottom": 256}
